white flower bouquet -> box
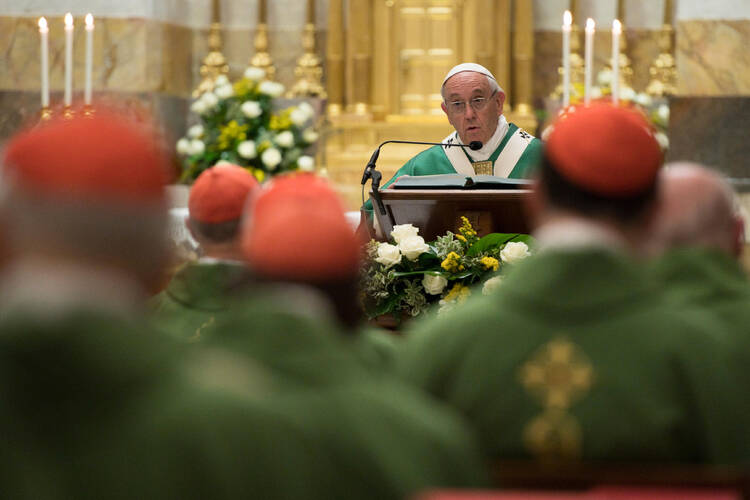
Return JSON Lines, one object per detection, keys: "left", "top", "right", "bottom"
{"left": 361, "top": 217, "right": 534, "bottom": 321}
{"left": 176, "top": 68, "right": 319, "bottom": 183}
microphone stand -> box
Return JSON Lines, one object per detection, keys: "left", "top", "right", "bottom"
{"left": 361, "top": 139, "right": 482, "bottom": 217}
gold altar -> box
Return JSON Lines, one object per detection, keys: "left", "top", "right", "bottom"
{"left": 323, "top": 0, "right": 537, "bottom": 208}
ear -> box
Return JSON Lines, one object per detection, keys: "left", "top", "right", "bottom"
{"left": 496, "top": 91, "right": 506, "bottom": 115}
{"left": 441, "top": 101, "right": 448, "bottom": 116}
{"left": 185, "top": 216, "right": 201, "bottom": 244}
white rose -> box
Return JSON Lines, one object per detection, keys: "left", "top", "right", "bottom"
{"left": 214, "top": 83, "right": 234, "bottom": 99}
{"left": 190, "top": 99, "right": 207, "bottom": 114}
{"left": 275, "top": 131, "right": 295, "bottom": 148}
{"left": 597, "top": 68, "right": 613, "bottom": 86}
{"left": 259, "top": 81, "right": 277, "bottom": 96}
{"left": 657, "top": 103, "right": 670, "bottom": 123}
{"left": 244, "top": 66, "right": 266, "bottom": 81}
{"left": 201, "top": 92, "right": 219, "bottom": 109}
{"left": 214, "top": 74, "right": 229, "bottom": 87}
{"left": 390, "top": 223, "right": 419, "bottom": 244}
{"left": 374, "top": 243, "right": 401, "bottom": 268}
{"left": 500, "top": 241, "right": 530, "bottom": 264}
{"left": 655, "top": 131, "right": 669, "bottom": 150}
{"left": 422, "top": 274, "right": 448, "bottom": 295}
{"left": 237, "top": 140, "right": 257, "bottom": 159}
{"left": 482, "top": 275, "right": 504, "bottom": 295}
{"left": 289, "top": 107, "right": 309, "bottom": 126}
{"left": 176, "top": 137, "right": 191, "bottom": 155}
{"left": 187, "top": 124, "right": 204, "bottom": 139}
{"left": 241, "top": 101, "right": 263, "bottom": 119}
{"left": 621, "top": 86, "right": 636, "bottom": 102}
{"left": 297, "top": 155, "right": 314, "bottom": 172}
{"left": 302, "top": 128, "right": 319, "bottom": 143}
{"left": 399, "top": 235, "right": 429, "bottom": 261}
{"left": 591, "top": 87, "right": 603, "bottom": 99}
{"left": 297, "top": 101, "right": 315, "bottom": 119}
{"left": 189, "top": 139, "right": 205, "bottom": 156}
{"left": 214, "top": 160, "right": 234, "bottom": 167}
{"left": 271, "top": 82, "right": 286, "bottom": 97}
{"left": 634, "top": 92, "right": 653, "bottom": 107}
{"left": 261, "top": 147, "right": 282, "bottom": 169}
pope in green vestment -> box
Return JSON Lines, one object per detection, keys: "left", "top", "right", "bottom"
{"left": 364, "top": 62, "right": 542, "bottom": 217}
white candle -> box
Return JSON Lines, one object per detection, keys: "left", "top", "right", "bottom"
{"left": 562, "top": 10, "right": 572, "bottom": 107}
{"left": 84, "top": 14, "right": 94, "bottom": 105}
{"left": 38, "top": 17, "right": 49, "bottom": 108}
{"left": 584, "top": 18, "right": 595, "bottom": 105}
{"left": 64, "top": 13, "right": 74, "bottom": 107}
{"left": 612, "top": 19, "right": 621, "bottom": 105}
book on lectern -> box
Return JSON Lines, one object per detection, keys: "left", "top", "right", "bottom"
{"left": 390, "top": 174, "right": 532, "bottom": 190}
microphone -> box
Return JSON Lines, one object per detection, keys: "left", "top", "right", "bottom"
{"left": 360, "top": 139, "right": 482, "bottom": 185}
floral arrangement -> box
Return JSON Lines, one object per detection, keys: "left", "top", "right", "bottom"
{"left": 546, "top": 68, "right": 669, "bottom": 150}
{"left": 361, "top": 217, "right": 533, "bottom": 320}
{"left": 176, "top": 67, "right": 320, "bottom": 183}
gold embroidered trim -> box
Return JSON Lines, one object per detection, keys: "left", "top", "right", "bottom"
{"left": 473, "top": 160, "right": 493, "bottom": 176}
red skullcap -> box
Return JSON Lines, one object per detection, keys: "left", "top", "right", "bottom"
{"left": 545, "top": 102, "right": 663, "bottom": 197}
{"left": 241, "top": 173, "right": 360, "bottom": 281}
{"left": 3, "top": 109, "right": 169, "bottom": 204}
{"left": 189, "top": 164, "right": 260, "bottom": 223}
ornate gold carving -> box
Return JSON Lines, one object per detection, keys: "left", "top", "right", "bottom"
{"left": 250, "top": 0, "right": 276, "bottom": 80}
{"left": 519, "top": 336, "right": 594, "bottom": 460}
{"left": 193, "top": 0, "right": 228, "bottom": 98}
{"left": 473, "top": 160, "right": 493, "bottom": 176}
{"left": 646, "top": 25, "right": 677, "bottom": 97}
{"left": 288, "top": 8, "right": 326, "bottom": 98}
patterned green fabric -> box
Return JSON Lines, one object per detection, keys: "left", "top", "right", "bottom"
{"left": 363, "top": 122, "right": 543, "bottom": 215}
{"left": 149, "top": 261, "right": 249, "bottom": 341}
{"left": 397, "top": 249, "right": 750, "bottom": 464}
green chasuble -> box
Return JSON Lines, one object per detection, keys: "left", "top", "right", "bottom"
{"left": 397, "top": 249, "right": 750, "bottom": 465}
{"left": 0, "top": 308, "right": 351, "bottom": 499}
{"left": 363, "top": 122, "right": 543, "bottom": 215}
{"left": 149, "top": 261, "right": 249, "bottom": 341}
{"left": 650, "top": 247, "right": 750, "bottom": 335}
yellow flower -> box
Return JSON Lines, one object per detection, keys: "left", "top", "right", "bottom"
{"left": 459, "top": 216, "right": 477, "bottom": 239}
{"left": 443, "top": 283, "right": 471, "bottom": 304}
{"left": 480, "top": 256, "right": 499, "bottom": 271}
{"left": 456, "top": 234, "right": 467, "bottom": 243}
{"left": 257, "top": 140, "right": 272, "bottom": 154}
{"left": 441, "top": 251, "right": 464, "bottom": 273}
{"left": 251, "top": 168, "right": 265, "bottom": 182}
{"left": 233, "top": 78, "right": 257, "bottom": 97}
{"left": 216, "top": 120, "right": 248, "bottom": 150}
{"left": 270, "top": 110, "right": 292, "bottom": 131}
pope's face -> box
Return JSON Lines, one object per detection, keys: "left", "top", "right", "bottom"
{"left": 441, "top": 71, "right": 505, "bottom": 146}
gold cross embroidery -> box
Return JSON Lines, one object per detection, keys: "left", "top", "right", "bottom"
{"left": 473, "top": 160, "right": 493, "bottom": 176}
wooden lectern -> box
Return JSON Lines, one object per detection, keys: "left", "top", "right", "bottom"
{"left": 371, "top": 188, "right": 532, "bottom": 242}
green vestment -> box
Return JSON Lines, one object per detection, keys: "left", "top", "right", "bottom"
{"left": 397, "top": 249, "right": 750, "bottom": 465}
{"left": 149, "top": 261, "right": 249, "bottom": 341}
{"left": 0, "top": 308, "right": 346, "bottom": 499}
{"left": 650, "top": 248, "right": 750, "bottom": 331}
{"left": 364, "top": 122, "right": 543, "bottom": 215}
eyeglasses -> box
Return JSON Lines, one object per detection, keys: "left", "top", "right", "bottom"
{"left": 446, "top": 90, "right": 498, "bottom": 114}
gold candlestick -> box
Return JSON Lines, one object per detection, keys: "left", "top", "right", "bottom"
{"left": 193, "top": 0, "right": 229, "bottom": 97}
{"left": 250, "top": 0, "right": 276, "bottom": 80}
{"left": 325, "top": 0, "right": 345, "bottom": 116}
{"left": 288, "top": 0, "right": 326, "bottom": 97}
{"left": 609, "top": 0, "right": 633, "bottom": 89}
{"left": 646, "top": 24, "right": 677, "bottom": 96}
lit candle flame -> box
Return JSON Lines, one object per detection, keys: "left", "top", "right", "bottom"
{"left": 613, "top": 19, "right": 622, "bottom": 35}
{"left": 38, "top": 17, "right": 48, "bottom": 32}
{"left": 586, "top": 18, "right": 595, "bottom": 32}
{"left": 563, "top": 10, "right": 572, "bottom": 27}
{"left": 65, "top": 12, "right": 74, "bottom": 29}
{"left": 85, "top": 13, "right": 94, "bottom": 28}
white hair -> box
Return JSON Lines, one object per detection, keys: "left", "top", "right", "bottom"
{"left": 441, "top": 73, "right": 503, "bottom": 101}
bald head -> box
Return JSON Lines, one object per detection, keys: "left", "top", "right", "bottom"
{"left": 650, "top": 163, "right": 744, "bottom": 257}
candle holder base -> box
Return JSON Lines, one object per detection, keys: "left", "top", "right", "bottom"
{"left": 39, "top": 107, "right": 53, "bottom": 121}
{"left": 82, "top": 105, "right": 95, "bottom": 118}
{"left": 63, "top": 107, "right": 75, "bottom": 120}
